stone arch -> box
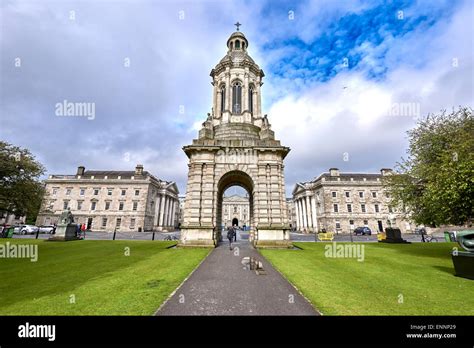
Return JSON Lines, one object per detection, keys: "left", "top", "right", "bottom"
{"left": 216, "top": 170, "right": 255, "bottom": 243}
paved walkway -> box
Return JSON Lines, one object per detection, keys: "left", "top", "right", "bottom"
{"left": 155, "top": 233, "right": 319, "bottom": 316}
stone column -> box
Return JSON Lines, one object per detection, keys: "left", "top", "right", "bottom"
{"left": 166, "top": 197, "right": 173, "bottom": 226}
{"left": 225, "top": 72, "right": 231, "bottom": 113}
{"left": 256, "top": 79, "right": 262, "bottom": 117}
{"left": 252, "top": 90, "right": 257, "bottom": 117}
{"left": 294, "top": 199, "right": 300, "bottom": 231}
{"left": 153, "top": 194, "right": 161, "bottom": 227}
{"left": 243, "top": 72, "right": 249, "bottom": 112}
{"left": 306, "top": 195, "right": 313, "bottom": 231}
{"left": 159, "top": 194, "right": 167, "bottom": 227}
{"left": 311, "top": 195, "right": 318, "bottom": 232}
{"left": 216, "top": 90, "right": 222, "bottom": 117}
{"left": 298, "top": 199, "right": 304, "bottom": 231}
{"left": 212, "top": 82, "right": 217, "bottom": 115}
{"left": 301, "top": 197, "right": 308, "bottom": 231}
{"left": 170, "top": 199, "right": 176, "bottom": 228}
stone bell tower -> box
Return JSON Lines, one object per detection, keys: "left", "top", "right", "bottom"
{"left": 180, "top": 25, "right": 291, "bottom": 248}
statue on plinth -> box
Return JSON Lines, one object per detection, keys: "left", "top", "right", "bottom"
{"left": 59, "top": 208, "right": 74, "bottom": 225}
{"left": 49, "top": 207, "right": 78, "bottom": 241}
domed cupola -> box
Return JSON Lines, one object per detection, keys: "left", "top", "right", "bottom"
{"left": 226, "top": 30, "right": 248, "bottom": 52}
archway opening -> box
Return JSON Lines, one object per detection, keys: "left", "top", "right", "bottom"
{"left": 216, "top": 170, "right": 254, "bottom": 245}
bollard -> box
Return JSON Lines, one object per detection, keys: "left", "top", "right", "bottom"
{"left": 152, "top": 232, "right": 155, "bottom": 241}
{"left": 35, "top": 228, "right": 40, "bottom": 239}
{"left": 113, "top": 230, "right": 116, "bottom": 240}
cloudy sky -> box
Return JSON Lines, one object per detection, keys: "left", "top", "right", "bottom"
{"left": 1, "top": 0, "right": 473, "bottom": 196}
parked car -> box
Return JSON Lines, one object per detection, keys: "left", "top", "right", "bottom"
{"left": 354, "top": 226, "right": 372, "bottom": 235}
{"left": 17, "top": 225, "right": 39, "bottom": 235}
{"left": 38, "top": 225, "right": 55, "bottom": 234}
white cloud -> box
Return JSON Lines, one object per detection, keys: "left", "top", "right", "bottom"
{"left": 268, "top": 0, "right": 473, "bottom": 194}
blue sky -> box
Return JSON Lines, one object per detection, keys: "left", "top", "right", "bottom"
{"left": 1, "top": 0, "right": 473, "bottom": 196}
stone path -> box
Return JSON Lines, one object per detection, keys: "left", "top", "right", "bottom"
{"left": 155, "top": 234, "right": 319, "bottom": 316}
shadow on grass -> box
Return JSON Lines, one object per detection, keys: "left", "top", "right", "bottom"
{"left": 384, "top": 242, "right": 456, "bottom": 260}
{"left": 0, "top": 240, "right": 174, "bottom": 309}
{"left": 432, "top": 265, "right": 456, "bottom": 275}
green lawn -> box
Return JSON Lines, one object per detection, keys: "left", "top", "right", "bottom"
{"left": 0, "top": 239, "right": 210, "bottom": 315}
{"left": 261, "top": 242, "right": 474, "bottom": 315}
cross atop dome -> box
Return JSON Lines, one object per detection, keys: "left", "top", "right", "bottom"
{"left": 234, "top": 22, "right": 241, "bottom": 31}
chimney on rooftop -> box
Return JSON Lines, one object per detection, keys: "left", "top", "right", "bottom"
{"left": 76, "top": 166, "right": 85, "bottom": 176}
{"left": 135, "top": 164, "right": 144, "bottom": 176}
{"left": 380, "top": 168, "right": 393, "bottom": 176}
{"left": 329, "top": 168, "right": 340, "bottom": 177}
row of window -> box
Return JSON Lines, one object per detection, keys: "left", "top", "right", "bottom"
{"left": 97, "top": 217, "right": 135, "bottom": 228}
{"left": 52, "top": 187, "right": 141, "bottom": 197}
{"left": 330, "top": 191, "right": 387, "bottom": 199}
{"left": 332, "top": 203, "right": 394, "bottom": 213}
{"left": 224, "top": 206, "right": 248, "bottom": 213}
{"left": 58, "top": 200, "right": 139, "bottom": 211}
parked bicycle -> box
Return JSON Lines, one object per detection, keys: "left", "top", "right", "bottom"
{"left": 164, "top": 235, "right": 178, "bottom": 241}
{"left": 423, "top": 234, "right": 438, "bottom": 242}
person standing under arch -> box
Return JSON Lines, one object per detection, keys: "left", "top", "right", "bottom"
{"left": 227, "top": 225, "right": 235, "bottom": 250}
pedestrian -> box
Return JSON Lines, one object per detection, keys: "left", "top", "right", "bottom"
{"left": 81, "top": 223, "right": 86, "bottom": 239}
{"left": 76, "top": 223, "right": 81, "bottom": 238}
{"left": 227, "top": 226, "right": 235, "bottom": 250}
{"left": 233, "top": 224, "right": 237, "bottom": 242}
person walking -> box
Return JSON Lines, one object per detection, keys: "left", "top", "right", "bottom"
{"left": 233, "top": 224, "right": 237, "bottom": 242}
{"left": 227, "top": 226, "right": 235, "bottom": 250}
{"left": 81, "top": 223, "right": 86, "bottom": 239}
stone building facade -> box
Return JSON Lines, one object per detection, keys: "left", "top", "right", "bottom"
{"left": 222, "top": 195, "right": 250, "bottom": 228}
{"left": 292, "top": 168, "right": 416, "bottom": 234}
{"left": 180, "top": 28, "right": 291, "bottom": 247}
{"left": 36, "top": 165, "right": 179, "bottom": 232}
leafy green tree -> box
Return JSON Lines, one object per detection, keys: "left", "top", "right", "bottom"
{"left": 384, "top": 107, "right": 473, "bottom": 227}
{"left": 0, "top": 141, "right": 46, "bottom": 224}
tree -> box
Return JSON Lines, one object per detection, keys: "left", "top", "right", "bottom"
{"left": 0, "top": 141, "right": 46, "bottom": 224}
{"left": 383, "top": 107, "right": 473, "bottom": 227}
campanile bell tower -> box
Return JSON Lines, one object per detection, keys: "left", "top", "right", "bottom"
{"left": 210, "top": 27, "right": 264, "bottom": 125}
{"left": 180, "top": 25, "right": 291, "bottom": 248}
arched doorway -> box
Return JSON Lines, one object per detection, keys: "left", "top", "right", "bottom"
{"left": 216, "top": 170, "right": 255, "bottom": 244}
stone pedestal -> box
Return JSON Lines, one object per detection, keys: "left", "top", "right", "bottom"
{"left": 451, "top": 251, "right": 474, "bottom": 280}
{"left": 379, "top": 227, "right": 410, "bottom": 244}
{"left": 179, "top": 226, "right": 217, "bottom": 247}
{"left": 254, "top": 227, "right": 292, "bottom": 248}
{"left": 48, "top": 224, "right": 78, "bottom": 241}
